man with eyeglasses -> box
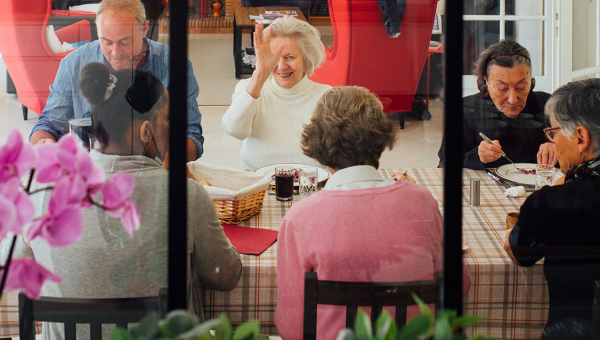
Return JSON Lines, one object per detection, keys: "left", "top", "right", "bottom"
{"left": 504, "top": 78, "right": 600, "bottom": 340}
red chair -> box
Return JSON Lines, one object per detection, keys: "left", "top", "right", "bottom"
{"left": 310, "top": 0, "right": 437, "bottom": 129}
{"left": 0, "top": 0, "right": 92, "bottom": 120}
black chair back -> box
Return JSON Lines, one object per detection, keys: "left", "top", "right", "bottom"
{"left": 19, "top": 288, "right": 168, "bottom": 340}
{"left": 303, "top": 271, "right": 440, "bottom": 340}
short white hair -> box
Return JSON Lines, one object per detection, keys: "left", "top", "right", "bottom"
{"left": 266, "top": 16, "right": 326, "bottom": 76}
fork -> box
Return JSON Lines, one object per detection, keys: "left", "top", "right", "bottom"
{"left": 478, "top": 133, "right": 519, "bottom": 171}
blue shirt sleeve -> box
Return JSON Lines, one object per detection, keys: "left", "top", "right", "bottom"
{"left": 147, "top": 40, "right": 204, "bottom": 159}
{"left": 30, "top": 56, "right": 78, "bottom": 141}
{"left": 186, "top": 59, "right": 204, "bottom": 159}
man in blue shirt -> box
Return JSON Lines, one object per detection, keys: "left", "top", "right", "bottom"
{"left": 30, "top": 0, "right": 203, "bottom": 161}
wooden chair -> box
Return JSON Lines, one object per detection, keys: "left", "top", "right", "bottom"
{"left": 303, "top": 271, "right": 440, "bottom": 340}
{"left": 18, "top": 288, "right": 168, "bottom": 340}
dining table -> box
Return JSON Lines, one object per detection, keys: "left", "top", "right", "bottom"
{"left": 201, "top": 167, "right": 547, "bottom": 339}
{"left": 0, "top": 168, "right": 547, "bottom": 339}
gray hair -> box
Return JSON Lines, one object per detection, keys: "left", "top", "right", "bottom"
{"left": 545, "top": 78, "right": 600, "bottom": 156}
{"left": 97, "top": 0, "right": 147, "bottom": 29}
{"left": 265, "top": 16, "right": 326, "bottom": 76}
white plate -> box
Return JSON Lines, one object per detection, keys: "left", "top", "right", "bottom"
{"left": 254, "top": 163, "right": 331, "bottom": 183}
{"left": 496, "top": 163, "right": 561, "bottom": 186}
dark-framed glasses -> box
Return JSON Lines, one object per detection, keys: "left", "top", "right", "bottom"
{"left": 543, "top": 127, "right": 561, "bottom": 142}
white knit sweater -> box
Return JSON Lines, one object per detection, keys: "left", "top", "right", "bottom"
{"left": 222, "top": 75, "right": 331, "bottom": 169}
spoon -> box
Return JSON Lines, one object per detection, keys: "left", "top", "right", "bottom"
{"left": 479, "top": 132, "right": 519, "bottom": 171}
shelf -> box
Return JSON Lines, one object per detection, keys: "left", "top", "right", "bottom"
{"left": 308, "top": 15, "right": 330, "bottom": 25}
{"left": 308, "top": 0, "right": 329, "bottom": 25}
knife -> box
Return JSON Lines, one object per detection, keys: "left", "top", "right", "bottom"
{"left": 486, "top": 171, "right": 510, "bottom": 189}
{"left": 486, "top": 169, "right": 535, "bottom": 192}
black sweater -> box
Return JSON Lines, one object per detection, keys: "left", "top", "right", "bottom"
{"left": 510, "top": 176, "right": 600, "bottom": 340}
{"left": 438, "top": 91, "right": 551, "bottom": 169}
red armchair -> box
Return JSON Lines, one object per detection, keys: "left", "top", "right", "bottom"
{"left": 310, "top": 0, "right": 437, "bottom": 128}
{"left": 0, "top": 0, "right": 92, "bottom": 120}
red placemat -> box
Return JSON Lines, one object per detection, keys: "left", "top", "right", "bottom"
{"left": 222, "top": 224, "right": 278, "bottom": 255}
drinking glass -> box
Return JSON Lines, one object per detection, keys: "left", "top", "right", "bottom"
{"left": 299, "top": 168, "right": 318, "bottom": 198}
{"left": 275, "top": 166, "right": 295, "bottom": 201}
{"left": 535, "top": 164, "right": 555, "bottom": 190}
{"left": 69, "top": 118, "right": 97, "bottom": 150}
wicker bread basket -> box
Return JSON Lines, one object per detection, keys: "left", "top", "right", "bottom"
{"left": 187, "top": 161, "right": 271, "bottom": 224}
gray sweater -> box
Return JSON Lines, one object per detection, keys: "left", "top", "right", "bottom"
{"left": 3, "top": 151, "right": 242, "bottom": 340}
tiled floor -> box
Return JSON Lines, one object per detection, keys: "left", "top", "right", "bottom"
{"left": 0, "top": 33, "right": 445, "bottom": 169}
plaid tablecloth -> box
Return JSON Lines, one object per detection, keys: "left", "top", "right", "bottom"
{"left": 402, "top": 168, "right": 547, "bottom": 340}
{"left": 0, "top": 168, "right": 546, "bottom": 339}
{"left": 202, "top": 168, "right": 547, "bottom": 339}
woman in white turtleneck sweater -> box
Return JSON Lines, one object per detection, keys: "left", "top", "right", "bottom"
{"left": 222, "top": 16, "right": 331, "bottom": 170}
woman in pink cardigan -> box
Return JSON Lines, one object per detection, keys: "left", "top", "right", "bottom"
{"left": 275, "top": 86, "right": 471, "bottom": 339}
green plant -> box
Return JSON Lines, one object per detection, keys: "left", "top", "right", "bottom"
{"left": 336, "top": 294, "right": 495, "bottom": 340}
{"left": 110, "top": 310, "right": 268, "bottom": 340}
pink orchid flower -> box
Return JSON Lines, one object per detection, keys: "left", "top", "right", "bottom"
{"left": 35, "top": 135, "right": 104, "bottom": 189}
{"left": 0, "top": 178, "right": 34, "bottom": 240}
{"left": 120, "top": 202, "right": 142, "bottom": 237}
{"left": 0, "top": 130, "right": 35, "bottom": 183}
{"left": 26, "top": 177, "right": 84, "bottom": 247}
{"left": 2, "top": 257, "right": 62, "bottom": 299}
{"left": 101, "top": 173, "right": 141, "bottom": 237}
{"left": 101, "top": 173, "right": 135, "bottom": 210}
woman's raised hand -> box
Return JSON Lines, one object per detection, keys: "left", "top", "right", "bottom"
{"left": 246, "top": 23, "right": 283, "bottom": 98}
{"left": 253, "top": 23, "right": 282, "bottom": 77}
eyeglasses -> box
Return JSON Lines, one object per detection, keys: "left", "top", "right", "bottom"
{"left": 543, "top": 127, "right": 561, "bottom": 142}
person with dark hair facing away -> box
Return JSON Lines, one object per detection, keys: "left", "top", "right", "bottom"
{"left": 3, "top": 62, "right": 241, "bottom": 340}
{"left": 275, "top": 86, "right": 471, "bottom": 340}
{"left": 438, "top": 39, "right": 554, "bottom": 170}
{"left": 30, "top": 0, "right": 203, "bottom": 163}
{"left": 504, "top": 78, "right": 600, "bottom": 340}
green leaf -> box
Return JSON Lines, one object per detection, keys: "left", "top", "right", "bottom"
{"left": 212, "top": 314, "right": 232, "bottom": 340}
{"left": 411, "top": 293, "right": 434, "bottom": 321}
{"left": 432, "top": 317, "right": 453, "bottom": 340}
{"left": 156, "top": 319, "right": 175, "bottom": 339}
{"left": 450, "top": 315, "right": 483, "bottom": 329}
{"left": 232, "top": 320, "right": 260, "bottom": 340}
{"left": 398, "top": 315, "right": 431, "bottom": 340}
{"left": 436, "top": 310, "right": 456, "bottom": 321}
{"left": 470, "top": 334, "right": 501, "bottom": 340}
{"left": 374, "top": 311, "right": 397, "bottom": 340}
{"left": 129, "top": 312, "right": 159, "bottom": 339}
{"left": 179, "top": 318, "right": 224, "bottom": 340}
{"left": 165, "top": 310, "right": 200, "bottom": 336}
{"left": 110, "top": 327, "right": 132, "bottom": 340}
{"left": 336, "top": 329, "right": 357, "bottom": 340}
{"left": 353, "top": 310, "right": 373, "bottom": 340}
